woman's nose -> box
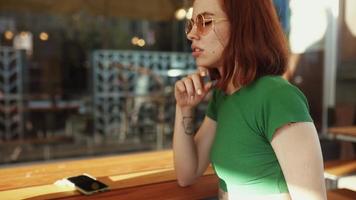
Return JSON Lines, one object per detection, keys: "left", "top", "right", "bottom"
{"left": 187, "top": 24, "right": 200, "bottom": 41}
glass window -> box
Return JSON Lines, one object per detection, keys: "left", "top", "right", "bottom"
{"left": 0, "top": 0, "right": 198, "bottom": 165}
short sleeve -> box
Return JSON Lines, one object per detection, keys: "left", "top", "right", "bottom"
{"left": 262, "top": 85, "right": 313, "bottom": 142}
{"left": 219, "top": 178, "right": 228, "bottom": 192}
{"left": 206, "top": 89, "right": 218, "bottom": 121}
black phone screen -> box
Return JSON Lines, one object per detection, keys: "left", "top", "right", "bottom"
{"left": 67, "top": 175, "right": 108, "bottom": 193}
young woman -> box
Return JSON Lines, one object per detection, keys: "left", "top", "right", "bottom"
{"left": 173, "top": 0, "right": 327, "bottom": 199}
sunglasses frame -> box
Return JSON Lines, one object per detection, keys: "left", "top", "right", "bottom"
{"left": 185, "top": 13, "right": 228, "bottom": 36}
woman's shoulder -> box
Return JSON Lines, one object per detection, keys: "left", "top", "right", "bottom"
{"left": 244, "top": 75, "right": 307, "bottom": 103}
{"left": 211, "top": 75, "right": 304, "bottom": 101}
{"left": 251, "top": 75, "right": 300, "bottom": 94}
{"left": 254, "top": 75, "right": 288, "bottom": 87}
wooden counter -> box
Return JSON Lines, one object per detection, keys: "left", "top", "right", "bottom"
{"left": 328, "top": 126, "right": 356, "bottom": 142}
{"left": 324, "top": 159, "right": 356, "bottom": 177}
{"left": 0, "top": 150, "right": 218, "bottom": 200}
{"left": 1, "top": 149, "right": 354, "bottom": 200}
{"left": 327, "top": 189, "right": 356, "bottom": 200}
{"left": 328, "top": 126, "right": 356, "bottom": 159}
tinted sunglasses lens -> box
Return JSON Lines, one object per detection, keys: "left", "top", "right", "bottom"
{"left": 197, "top": 14, "right": 204, "bottom": 34}
{"left": 185, "top": 20, "right": 193, "bottom": 34}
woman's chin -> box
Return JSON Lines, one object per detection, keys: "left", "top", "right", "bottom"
{"left": 195, "top": 60, "right": 212, "bottom": 68}
{"left": 195, "top": 60, "right": 219, "bottom": 69}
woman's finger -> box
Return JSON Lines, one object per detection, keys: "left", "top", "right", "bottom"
{"left": 190, "top": 73, "right": 203, "bottom": 95}
{"left": 198, "top": 67, "right": 208, "bottom": 77}
{"left": 204, "top": 81, "right": 213, "bottom": 92}
{"left": 182, "top": 77, "right": 194, "bottom": 98}
{"left": 175, "top": 80, "right": 186, "bottom": 93}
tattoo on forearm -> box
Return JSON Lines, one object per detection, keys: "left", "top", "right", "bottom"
{"left": 182, "top": 116, "right": 195, "bottom": 135}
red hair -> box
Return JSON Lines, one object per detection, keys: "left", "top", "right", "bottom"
{"left": 215, "top": 0, "right": 289, "bottom": 90}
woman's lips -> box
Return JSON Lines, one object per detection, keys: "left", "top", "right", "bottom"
{"left": 192, "top": 48, "right": 204, "bottom": 58}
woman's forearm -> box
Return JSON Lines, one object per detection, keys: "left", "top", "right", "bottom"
{"left": 173, "top": 105, "right": 199, "bottom": 187}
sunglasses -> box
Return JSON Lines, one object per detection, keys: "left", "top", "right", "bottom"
{"left": 185, "top": 13, "right": 228, "bottom": 36}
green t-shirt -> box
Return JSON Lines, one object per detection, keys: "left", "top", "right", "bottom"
{"left": 206, "top": 75, "right": 313, "bottom": 195}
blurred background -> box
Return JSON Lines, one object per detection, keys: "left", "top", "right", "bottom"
{"left": 0, "top": 0, "right": 355, "bottom": 175}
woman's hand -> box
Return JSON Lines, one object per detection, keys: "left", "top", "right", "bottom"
{"left": 174, "top": 71, "right": 213, "bottom": 110}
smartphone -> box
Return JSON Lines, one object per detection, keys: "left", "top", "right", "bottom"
{"left": 67, "top": 174, "right": 109, "bottom": 195}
